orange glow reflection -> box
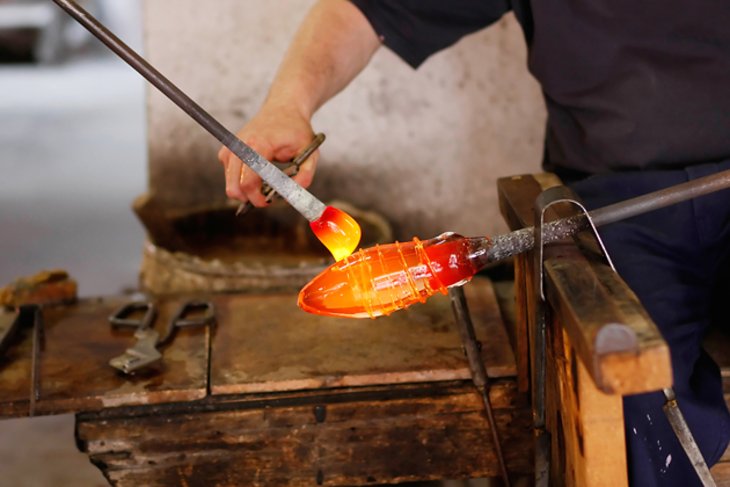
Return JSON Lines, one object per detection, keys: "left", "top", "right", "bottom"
{"left": 298, "top": 233, "right": 478, "bottom": 318}
{"left": 310, "top": 206, "right": 362, "bottom": 261}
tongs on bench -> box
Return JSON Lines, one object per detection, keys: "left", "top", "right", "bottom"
{"left": 108, "top": 300, "right": 215, "bottom": 374}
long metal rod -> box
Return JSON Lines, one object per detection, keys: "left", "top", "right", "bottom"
{"left": 486, "top": 168, "right": 730, "bottom": 263}
{"left": 663, "top": 388, "right": 717, "bottom": 486}
{"left": 449, "top": 288, "right": 511, "bottom": 487}
{"left": 51, "top": 0, "right": 327, "bottom": 222}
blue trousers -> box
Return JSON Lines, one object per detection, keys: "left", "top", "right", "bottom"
{"left": 569, "top": 162, "right": 730, "bottom": 486}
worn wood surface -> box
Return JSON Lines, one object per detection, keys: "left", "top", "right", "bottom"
{"left": 544, "top": 248, "right": 672, "bottom": 394}
{"left": 210, "top": 277, "right": 515, "bottom": 395}
{"left": 76, "top": 381, "right": 532, "bottom": 487}
{"left": 498, "top": 174, "right": 671, "bottom": 395}
{"left": 0, "top": 296, "right": 209, "bottom": 417}
{"left": 545, "top": 322, "right": 628, "bottom": 486}
{"left": 0, "top": 278, "right": 515, "bottom": 413}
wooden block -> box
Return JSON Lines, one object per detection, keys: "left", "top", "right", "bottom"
{"left": 0, "top": 269, "right": 77, "bottom": 308}
{"left": 210, "top": 278, "right": 516, "bottom": 395}
{"left": 76, "top": 382, "right": 532, "bottom": 487}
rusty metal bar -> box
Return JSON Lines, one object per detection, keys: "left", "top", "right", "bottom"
{"left": 486, "top": 168, "right": 730, "bottom": 263}
{"left": 449, "top": 287, "right": 511, "bottom": 487}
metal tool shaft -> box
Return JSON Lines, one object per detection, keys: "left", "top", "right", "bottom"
{"left": 486, "top": 168, "right": 730, "bottom": 263}
{"left": 51, "top": 0, "right": 326, "bottom": 222}
{"left": 449, "top": 288, "right": 511, "bottom": 487}
{"left": 662, "top": 388, "right": 717, "bottom": 487}
{"left": 236, "top": 133, "right": 326, "bottom": 216}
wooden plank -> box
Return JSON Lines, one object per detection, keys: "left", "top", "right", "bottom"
{"left": 544, "top": 246, "right": 672, "bottom": 394}
{"left": 546, "top": 324, "right": 628, "bottom": 486}
{"left": 210, "top": 278, "right": 515, "bottom": 395}
{"left": 76, "top": 381, "right": 532, "bottom": 486}
{"left": 0, "top": 296, "right": 209, "bottom": 417}
{"left": 712, "top": 463, "right": 730, "bottom": 487}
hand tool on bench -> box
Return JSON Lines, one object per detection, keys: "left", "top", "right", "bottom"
{"left": 109, "top": 300, "right": 215, "bottom": 374}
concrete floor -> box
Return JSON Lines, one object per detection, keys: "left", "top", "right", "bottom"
{"left": 0, "top": 5, "right": 145, "bottom": 485}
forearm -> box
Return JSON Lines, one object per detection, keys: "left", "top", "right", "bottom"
{"left": 262, "top": 0, "right": 380, "bottom": 119}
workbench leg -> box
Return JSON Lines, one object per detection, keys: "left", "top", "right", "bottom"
{"left": 546, "top": 322, "right": 628, "bottom": 487}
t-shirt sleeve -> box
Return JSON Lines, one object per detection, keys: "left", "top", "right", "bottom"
{"left": 350, "top": 0, "right": 511, "bottom": 68}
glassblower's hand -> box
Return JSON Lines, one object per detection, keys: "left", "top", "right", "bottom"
{"left": 217, "top": 107, "right": 318, "bottom": 208}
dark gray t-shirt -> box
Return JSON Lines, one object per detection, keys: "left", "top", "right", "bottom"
{"left": 351, "top": 0, "right": 730, "bottom": 176}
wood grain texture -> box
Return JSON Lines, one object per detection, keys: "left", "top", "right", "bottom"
{"left": 544, "top": 246, "right": 672, "bottom": 394}
{"left": 210, "top": 278, "right": 516, "bottom": 395}
{"left": 0, "top": 297, "right": 209, "bottom": 417}
{"left": 1, "top": 279, "right": 515, "bottom": 414}
{"left": 76, "top": 382, "right": 533, "bottom": 486}
{"left": 545, "top": 323, "right": 628, "bottom": 486}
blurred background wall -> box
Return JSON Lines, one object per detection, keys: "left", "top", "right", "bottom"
{"left": 144, "top": 0, "right": 546, "bottom": 240}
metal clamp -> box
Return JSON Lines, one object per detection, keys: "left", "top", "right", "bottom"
{"left": 108, "top": 300, "right": 215, "bottom": 375}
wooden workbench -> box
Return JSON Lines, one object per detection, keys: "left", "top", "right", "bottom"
{"left": 0, "top": 278, "right": 533, "bottom": 486}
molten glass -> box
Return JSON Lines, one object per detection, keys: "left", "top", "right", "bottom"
{"left": 310, "top": 205, "right": 362, "bottom": 261}
{"left": 298, "top": 232, "right": 492, "bottom": 318}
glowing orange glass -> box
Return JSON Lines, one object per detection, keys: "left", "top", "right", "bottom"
{"left": 298, "top": 233, "right": 490, "bottom": 318}
{"left": 310, "top": 205, "right": 362, "bottom": 261}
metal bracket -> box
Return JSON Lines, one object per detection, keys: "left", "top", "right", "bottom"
{"left": 534, "top": 185, "right": 615, "bottom": 302}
